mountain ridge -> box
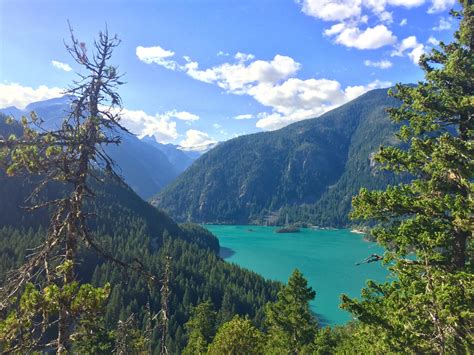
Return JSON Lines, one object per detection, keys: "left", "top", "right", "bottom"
{"left": 0, "top": 98, "right": 188, "bottom": 199}
{"left": 154, "top": 88, "right": 402, "bottom": 227}
{"left": 0, "top": 112, "right": 280, "bottom": 352}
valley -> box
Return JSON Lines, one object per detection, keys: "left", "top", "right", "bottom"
{"left": 0, "top": 1, "right": 471, "bottom": 352}
{"left": 154, "top": 88, "right": 403, "bottom": 227}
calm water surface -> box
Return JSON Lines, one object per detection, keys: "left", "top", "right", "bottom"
{"left": 205, "top": 225, "right": 389, "bottom": 326}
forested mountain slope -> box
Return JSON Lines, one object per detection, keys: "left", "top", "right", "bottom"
{"left": 154, "top": 88, "right": 402, "bottom": 226}
{"left": 0, "top": 114, "right": 280, "bottom": 352}
{"left": 141, "top": 135, "right": 196, "bottom": 174}
{"left": 0, "top": 99, "right": 180, "bottom": 199}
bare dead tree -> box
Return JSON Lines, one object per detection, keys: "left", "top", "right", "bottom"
{"left": 0, "top": 25, "right": 157, "bottom": 353}
{"left": 159, "top": 255, "right": 172, "bottom": 355}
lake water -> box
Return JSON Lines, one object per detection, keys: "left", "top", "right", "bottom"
{"left": 205, "top": 225, "right": 389, "bottom": 326}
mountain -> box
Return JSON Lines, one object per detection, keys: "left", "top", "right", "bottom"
{"left": 0, "top": 113, "right": 280, "bottom": 353}
{"left": 141, "top": 135, "right": 195, "bottom": 174}
{"left": 105, "top": 133, "right": 177, "bottom": 198}
{"left": 154, "top": 88, "right": 403, "bottom": 227}
{"left": 0, "top": 97, "right": 179, "bottom": 199}
{"left": 142, "top": 135, "right": 220, "bottom": 166}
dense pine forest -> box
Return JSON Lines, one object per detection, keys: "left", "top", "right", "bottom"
{"left": 0, "top": 0, "right": 473, "bottom": 353}
{"left": 154, "top": 88, "right": 403, "bottom": 227}
{"left": 0, "top": 115, "right": 280, "bottom": 353}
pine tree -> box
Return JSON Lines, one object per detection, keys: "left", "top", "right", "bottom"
{"left": 265, "top": 269, "right": 318, "bottom": 354}
{"left": 0, "top": 25, "right": 156, "bottom": 353}
{"left": 343, "top": 1, "right": 473, "bottom": 353}
{"left": 207, "top": 316, "right": 264, "bottom": 355}
{"left": 182, "top": 300, "right": 216, "bottom": 355}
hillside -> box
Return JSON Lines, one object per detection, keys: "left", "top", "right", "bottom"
{"left": 0, "top": 113, "right": 280, "bottom": 352}
{"left": 141, "top": 135, "right": 196, "bottom": 174}
{"left": 0, "top": 98, "right": 183, "bottom": 199}
{"left": 154, "top": 88, "right": 402, "bottom": 227}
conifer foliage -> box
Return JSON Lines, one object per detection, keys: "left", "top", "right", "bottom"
{"left": 182, "top": 300, "right": 216, "bottom": 355}
{"left": 344, "top": 1, "right": 473, "bottom": 352}
{"left": 265, "top": 269, "right": 318, "bottom": 354}
{"left": 207, "top": 316, "right": 265, "bottom": 355}
{"left": 0, "top": 26, "right": 148, "bottom": 353}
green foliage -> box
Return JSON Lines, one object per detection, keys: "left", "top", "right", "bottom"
{"left": 72, "top": 315, "right": 115, "bottom": 354}
{"left": 207, "top": 316, "right": 265, "bottom": 355}
{"left": 0, "top": 276, "right": 110, "bottom": 353}
{"left": 0, "top": 26, "right": 279, "bottom": 353}
{"left": 0, "top": 173, "right": 280, "bottom": 353}
{"left": 155, "top": 89, "right": 401, "bottom": 227}
{"left": 0, "top": 99, "right": 182, "bottom": 200}
{"left": 344, "top": 2, "right": 474, "bottom": 353}
{"left": 265, "top": 269, "right": 318, "bottom": 354}
{"left": 183, "top": 300, "right": 217, "bottom": 355}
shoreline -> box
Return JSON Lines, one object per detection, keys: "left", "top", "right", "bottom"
{"left": 208, "top": 224, "right": 387, "bottom": 326}
{"left": 219, "top": 246, "right": 236, "bottom": 259}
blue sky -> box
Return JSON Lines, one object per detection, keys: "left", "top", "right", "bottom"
{"left": 0, "top": 0, "right": 457, "bottom": 149}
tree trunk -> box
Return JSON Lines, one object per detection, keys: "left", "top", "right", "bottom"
{"left": 57, "top": 220, "right": 77, "bottom": 354}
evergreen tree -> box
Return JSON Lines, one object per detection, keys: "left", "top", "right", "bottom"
{"left": 182, "top": 300, "right": 217, "bottom": 355}
{"left": 0, "top": 25, "right": 147, "bottom": 353}
{"left": 265, "top": 269, "right": 317, "bottom": 354}
{"left": 207, "top": 316, "right": 264, "bottom": 355}
{"left": 344, "top": 1, "right": 473, "bottom": 353}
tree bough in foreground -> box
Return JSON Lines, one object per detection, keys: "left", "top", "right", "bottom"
{"left": 0, "top": 26, "right": 157, "bottom": 353}
{"left": 344, "top": 1, "right": 473, "bottom": 353}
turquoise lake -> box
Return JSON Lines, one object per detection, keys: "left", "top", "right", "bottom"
{"left": 205, "top": 225, "right": 389, "bottom": 326}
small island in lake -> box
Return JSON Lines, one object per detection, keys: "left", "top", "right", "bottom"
{"left": 276, "top": 225, "right": 300, "bottom": 233}
{"left": 276, "top": 214, "right": 301, "bottom": 233}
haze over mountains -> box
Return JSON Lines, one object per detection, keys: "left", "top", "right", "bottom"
{"left": 154, "top": 88, "right": 403, "bottom": 227}
{"left": 0, "top": 97, "right": 206, "bottom": 199}
{"left": 1, "top": 88, "right": 403, "bottom": 227}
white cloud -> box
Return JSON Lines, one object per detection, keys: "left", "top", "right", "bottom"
{"left": 427, "top": 36, "right": 440, "bottom": 45}
{"left": 51, "top": 60, "right": 72, "bottom": 72}
{"left": 117, "top": 108, "right": 199, "bottom": 143}
{"left": 326, "top": 24, "right": 397, "bottom": 50}
{"left": 168, "top": 110, "right": 199, "bottom": 121}
{"left": 324, "top": 23, "right": 346, "bottom": 36}
{"left": 137, "top": 44, "right": 393, "bottom": 131}
{"left": 136, "top": 45, "right": 177, "bottom": 69}
{"left": 136, "top": 46, "right": 302, "bottom": 94}
{"left": 217, "top": 51, "right": 229, "bottom": 57}
{"left": 392, "top": 35, "right": 426, "bottom": 64}
{"left": 118, "top": 108, "right": 179, "bottom": 143}
{"left": 297, "top": 0, "right": 452, "bottom": 54}
{"left": 179, "top": 129, "right": 217, "bottom": 149}
{"left": 234, "top": 114, "right": 254, "bottom": 120}
{"left": 0, "top": 81, "right": 197, "bottom": 145}
{"left": 432, "top": 17, "right": 452, "bottom": 30}
{"left": 249, "top": 78, "right": 344, "bottom": 117}
{"left": 364, "top": 59, "right": 393, "bottom": 68}
{"left": 297, "top": 0, "right": 426, "bottom": 26}
{"left": 387, "top": 0, "right": 425, "bottom": 7}
{"left": 234, "top": 52, "right": 255, "bottom": 62}
{"left": 408, "top": 45, "right": 426, "bottom": 64}
{"left": 298, "top": 0, "right": 362, "bottom": 22}
{"left": 254, "top": 79, "right": 391, "bottom": 130}
{"left": 0, "top": 83, "right": 64, "bottom": 109}
{"left": 428, "top": 0, "right": 455, "bottom": 13}
{"left": 184, "top": 54, "right": 301, "bottom": 93}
